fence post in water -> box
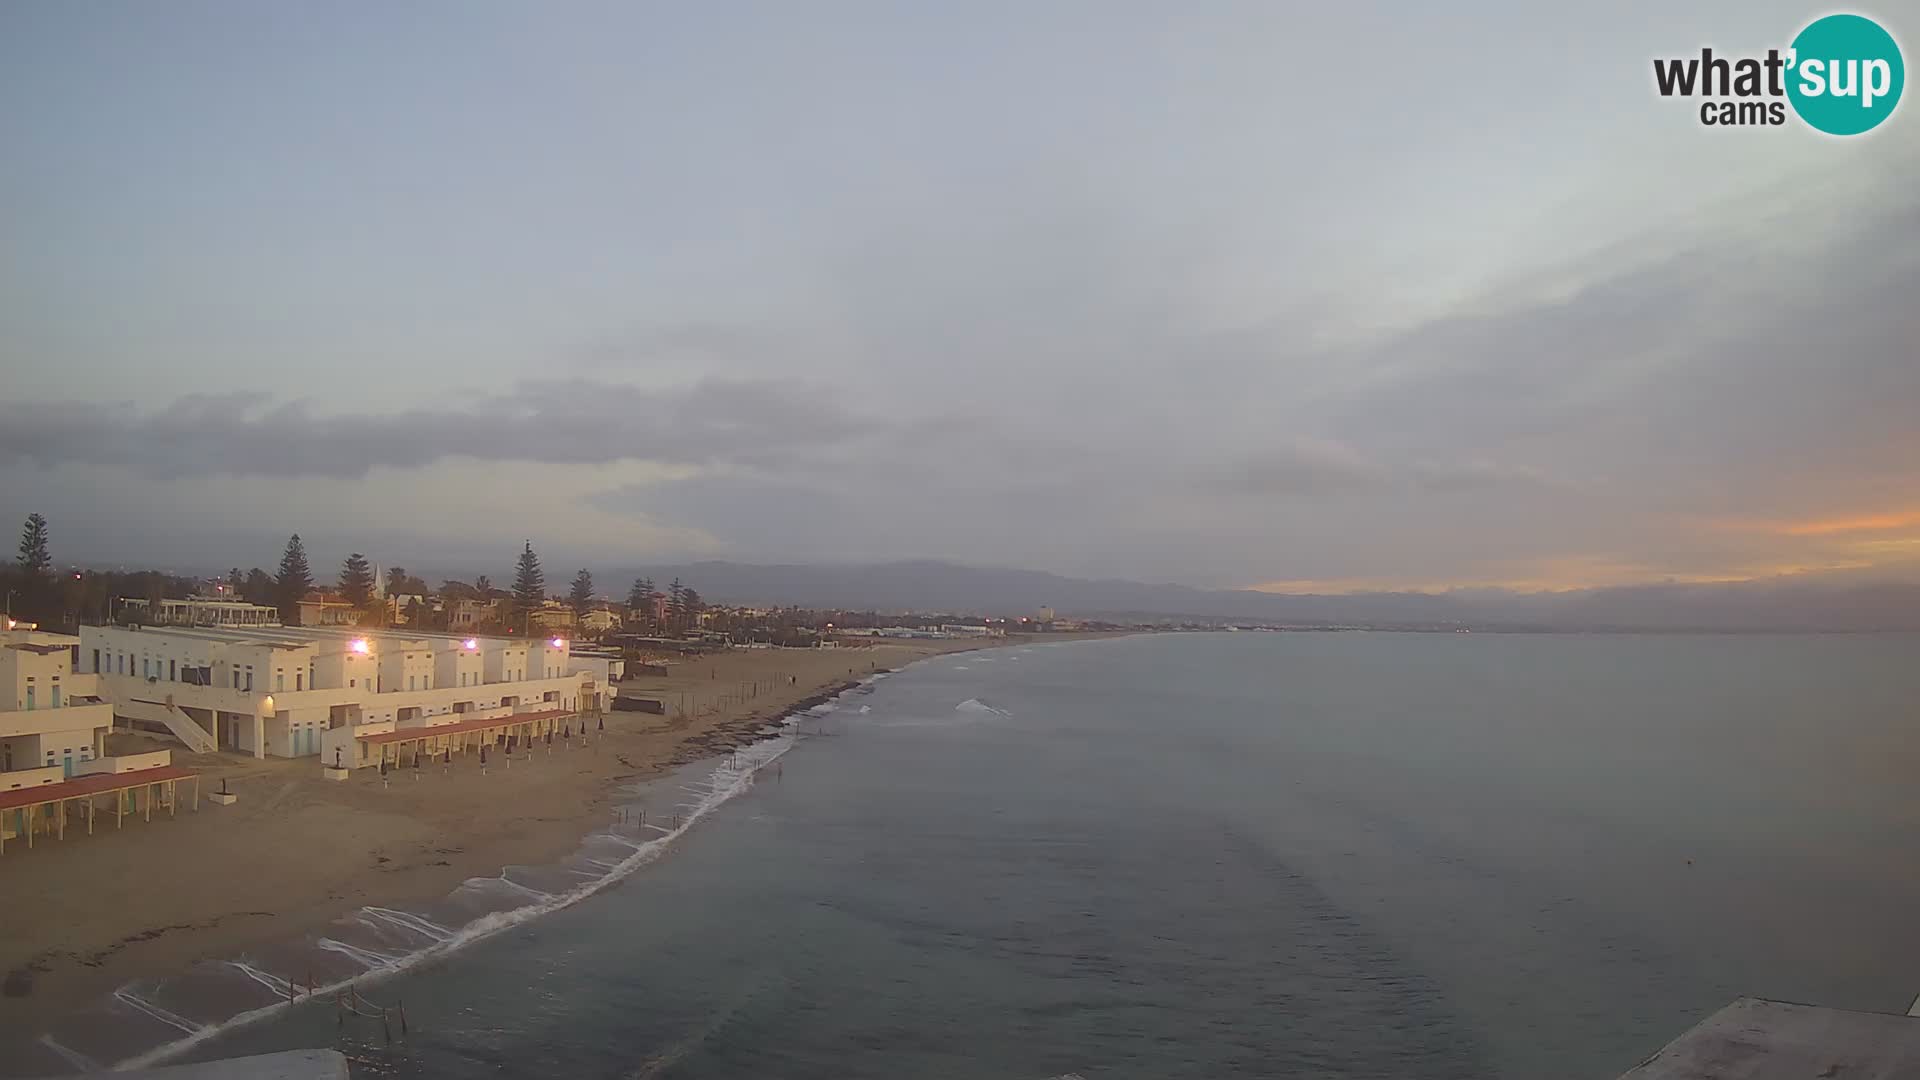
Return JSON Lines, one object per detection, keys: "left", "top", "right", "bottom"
{"left": 336, "top": 991, "right": 343, "bottom": 1027}
{"left": 287, "top": 974, "right": 295, "bottom": 1005}
{"left": 399, "top": 1000, "right": 409, "bottom": 1035}
{"left": 383, "top": 1007, "right": 392, "bottom": 1044}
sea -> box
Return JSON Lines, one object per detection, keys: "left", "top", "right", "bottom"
{"left": 10, "top": 631, "right": 1920, "bottom": 1078}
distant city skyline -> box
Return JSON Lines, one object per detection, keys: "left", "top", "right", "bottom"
{"left": 3, "top": 2, "right": 1915, "bottom": 594}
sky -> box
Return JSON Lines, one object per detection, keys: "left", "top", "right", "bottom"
{"left": 2, "top": 2, "right": 1916, "bottom": 592}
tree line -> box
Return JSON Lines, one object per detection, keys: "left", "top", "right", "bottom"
{"left": 5, "top": 514, "right": 708, "bottom": 638}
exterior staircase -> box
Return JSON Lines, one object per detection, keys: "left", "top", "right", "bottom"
{"left": 115, "top": 697, "right": 218, "bottom": 754}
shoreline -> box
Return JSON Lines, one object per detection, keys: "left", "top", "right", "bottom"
{"left": 0, "top": 636, "right": 1069, "bottom": 1065}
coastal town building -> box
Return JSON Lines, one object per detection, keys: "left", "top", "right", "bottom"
{"left": 295, "top": 598, "right": 359, "bottom": 627}
{"left": 450, "top": 598, "right": 502, "bottom": 630}
{"left": 385, "top": 593, "right": 432, "bottom": 625}
{"left": 939, "top": 624, "right": 1006, "bottom": 638}
{"left": 832, "top": 626, "right": 952, "bottom": 640}
{"left": 631, "top": 594, "right": 670, "bottom": 625}
{"left": 121, "top": 596, "right": 282, "bottom": 629}
{"left": 76, "top": 624, "right": 615, "bottom": 766}
{"left": 2, "top": 629, "right": 114, "bottom": 783}
{"left": 528, "top": 603, "right": 577, "bottom": 632}
{"left": 0, "top": 629, "right": 199, "bottom": 854}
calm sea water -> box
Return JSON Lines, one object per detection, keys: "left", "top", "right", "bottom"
{"left": 165, "top": 632, "right": 1920, "bottom": 1077}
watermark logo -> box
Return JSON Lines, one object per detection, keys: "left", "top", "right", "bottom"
{"left": 1653, "top": 12, "right": 1904, "bottom": 134}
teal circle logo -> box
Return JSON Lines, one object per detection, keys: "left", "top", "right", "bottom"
{"left": 1787, "top": 13, "right": 1905, "bottom": 135}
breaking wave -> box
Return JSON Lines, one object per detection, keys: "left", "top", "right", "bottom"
{"left": 20, "top": 709, "right": 830, "bottom": 1075}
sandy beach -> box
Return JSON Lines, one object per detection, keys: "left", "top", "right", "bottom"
{"left": 0, "top": 638, "right": 1005, "bottom": 1040}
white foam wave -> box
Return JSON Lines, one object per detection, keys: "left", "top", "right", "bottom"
{"left": 114, "top": 733, "right": 798, "bottom": 1072}
{"left": 37, "top": 1034, "right": 98, "bottom": 1074}
{"left": 489, "top": 874, "right": 555, "bottom": 900}
{"left": 358, "top": 907, "right": 455, "bottom": 943}
{"left": 955, "top": 698, "right": 1010, "bottom": 717}
{"left": 315, "top": 937, "right": 403, "bottom": 970}
{"left": 227, "top": 962, "right": 295, "bottom": 998}
{"left": 112, "top": 989, "right": 202, "bottom": 1035}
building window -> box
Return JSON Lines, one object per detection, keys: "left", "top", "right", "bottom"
{"left": 296, "top": 672, "right": 304, "bottom": 691}
{"left": 277, "top": 673, "right": 285, "bottom": 692}
{"left": 245, "top": 670, "right": 253, "bottom": 692}
{"left": 169, "top": 659, "right": 177, "bottom": 681}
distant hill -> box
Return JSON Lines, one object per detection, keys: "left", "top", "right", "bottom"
{"left": 589, "top": 559, "right": 1920, "bottom": 632}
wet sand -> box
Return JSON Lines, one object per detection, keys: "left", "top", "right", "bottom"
{"left": 0, "top": 639, "right": 1001, "bottom": 1037}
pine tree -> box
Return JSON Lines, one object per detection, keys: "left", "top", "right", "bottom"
{"left": 243, "top": 568, "right": 274, "bottom": 604}
{"left": 17, "top": 513, "right": 51, "bottom": 577}
{"left": 340, "top": 552, "right": 375, "bottom": 607}
{"left": 276, "top": 534, "right": 314, "bottom": 623}
{"left": 227, "top": 567, "right": 244, "bottom": 595}
{"left": 627, "top": 577, "right": 652, "bottom": 610}
{"left": 666, "top": 578, "right": 687, "bottom": 632}
{"left": 512, "top": 541, "right": 545, "bottom": 613}
{"left": 569, "top": 569, "right": 594, "bottom": 613}
{"left": 682, "top": 587, "right": 704, "bottom": 628}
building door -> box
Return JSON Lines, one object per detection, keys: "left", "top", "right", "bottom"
{"left": 24, "top": 687, "right": 34, "bottom": 710}
{"left": 62, "top": 751, "right": 74, "bottom": 778}
{"left": 51, "top": 685, "right": 61, "bottom": 707}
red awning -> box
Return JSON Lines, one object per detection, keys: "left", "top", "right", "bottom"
{"left": 0, "top": 765, "right": 196, "bottom": 812}
{"left": 354, "top": 709, "right": 572, "bottom": 747}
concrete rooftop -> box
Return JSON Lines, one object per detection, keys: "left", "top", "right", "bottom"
{"left": 1619, "top": 997, "right": 1920, "bottom": 1079}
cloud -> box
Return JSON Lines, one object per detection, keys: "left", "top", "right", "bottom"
{"left": 0, "top": 377, "right": 883, "bottom": 477}
{"left": 1211, "top": 439, "right": 1560, "bottom": 498}
{"left": 4, "top": 132, "right": 1917, "bottom": 591}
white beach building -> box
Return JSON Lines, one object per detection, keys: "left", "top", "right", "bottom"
{"left": 78, "top": 624, "right": 616, "bottom": 765}
{"left": 1, "top": 629, "right": 115, "bottom": 783}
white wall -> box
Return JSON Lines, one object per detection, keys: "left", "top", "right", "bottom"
{"left": 1, "top": 765, "right": 64, "bottom": 790}
{"left": 7, "top": 728, "right": 99, "bottom": 773}
{"left": 434, "top": 646, "right": 484, "bottom": 689}
{"left": 81, "top": 626, "right": 599, "bottom": 760}
{"left": 484, "top": 644, "right": 528, "bottom": 683}
{"left": 75, "top": 749, "right": 170, "bottom": 776}
{"left": 3, "top": 641, "right": 73, "bottom": 710}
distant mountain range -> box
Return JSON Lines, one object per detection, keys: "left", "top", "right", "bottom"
{"left": 588, "top": 559, "right": 1920, "bottom": 632}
